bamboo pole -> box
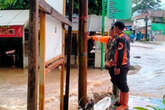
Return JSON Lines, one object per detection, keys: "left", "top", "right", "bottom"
{"left": 39, "top": 11, "right": 46, "bottom": 110}
{"left": 78, "top": 0, "right": 88, "bottom": 108}
{"left": 28, "top": 0, "right": 39, "bottom": 110}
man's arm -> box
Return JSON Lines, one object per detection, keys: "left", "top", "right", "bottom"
{"left": 90, "top": 36, "right": 110, "bottom": 44}
{"left": 116, "top": 38, "right": 125, "bottom": 68}
{"left": 114, "top": 38, "right": 125, "bottom": 75}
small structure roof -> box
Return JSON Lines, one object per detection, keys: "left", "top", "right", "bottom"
{"left": 0, "top": 10, "right": 29, "bottom": 26}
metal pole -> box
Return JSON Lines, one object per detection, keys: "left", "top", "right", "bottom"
{"left": 145, "top": 16, "right": 148, "bottom": 41}
{"left": 64, "top": 0, "right": 74, "bottom": 109}
{"left": 101, "top": 0, "right": 105, "bottom": 70}
{"left": 28, "top": 0, "right": 39, "bottom": 110}
{"left": 78, "top": 0, "right": 88, "bottom": 108}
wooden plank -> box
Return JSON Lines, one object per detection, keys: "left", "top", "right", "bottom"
{"left": 45, "top": 58, "right": 64, "bottom": 73}
{"left": 45, "top": 55, "right": 63, "bottom": 67}
{"left": 39, "top": 11, "right": 46, "bottom": 110}
{"left": 27, "top": 0, "right": 39, "bottom": 110}
{"left": 39, "top": 0, "right": 72, "bottom": 26}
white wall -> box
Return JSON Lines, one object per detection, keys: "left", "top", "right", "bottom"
{"left": 45, "top": 15, "right": 62, "bottom": 62}
{"left": 134, "top": 19, "right": 152, "bottom": 28}
{"left": 46, "top": 0, "right": 63, "bottom": 14}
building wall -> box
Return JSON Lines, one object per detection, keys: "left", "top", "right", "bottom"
{"left": 155, "top": 35, "right": 165, "bottom": 41}
{"left": 46, "top": 0, "right": 63, "bottom": 15}
{"left": 134, "top": 18, "right": 152, "bottom": 29}
{"left": 45, "top": 15, "right": 62, "bottom": 62}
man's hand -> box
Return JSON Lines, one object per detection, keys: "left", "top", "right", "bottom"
{"left": 88, "top": 36, "right": 92, "bottom": 40}
{"left": 114, "top": 68, "right": 120, "bottom": 75}
{"left": 105, "top": 62, "right": 111, "bottom": 68}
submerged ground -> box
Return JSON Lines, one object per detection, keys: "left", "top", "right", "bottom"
{"left": 0, "top": 41, "right": 165, "bottom": 110}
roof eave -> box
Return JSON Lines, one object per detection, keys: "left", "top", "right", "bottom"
{"left": 39, "top": 0, "right": 72, "bottom": 26}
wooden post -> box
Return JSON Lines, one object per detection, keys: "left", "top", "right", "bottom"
{"left": 60, "top": 63, "right": 65, "bottom": 110}
{"left": 60, "top": 0, "right": 66, "bottom": 109}
{"left": 39, "top": 11, "right": 46, "bottom": 110}
{"left": 64, "top": 0, "right": 73, "bottom": 109}
{"left": 28, "top": 0, "right": 39, "bottom": 110}
{"left": 78, "top": 0, "right": 88, "bottom": 108}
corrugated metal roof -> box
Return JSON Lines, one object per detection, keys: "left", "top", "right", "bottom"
{"left": 133, "top": 10, "right": 165, "bottom": 20}
{"left": 0, "top": 10, "right": 29, "bottom": 26}
{"left": 72, "top": 15, "right": 112, "bottom": 32}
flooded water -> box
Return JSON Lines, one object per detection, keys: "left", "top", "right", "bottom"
{"left": 0, "top": 68, "right": 111, "bottom": 110}
{"left": 0, "top": 41, "right": 165, "bottom": 110}
{"left": 129, "top": 41, "right": 165, "bottom": 98}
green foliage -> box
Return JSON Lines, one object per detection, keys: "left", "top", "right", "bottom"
{"left": 88, "top": 0, "right": 102, "bottom": 15}
{"left": 134, "top": 107, "right": 149, "bottom": 110}
{"left": 163, "top": 16, "right": 165, "bottom": 23}
{"left": 0, "top": 0, "right": 29, "bottom": 10}
{"left": 72, "top": 0, "right": 102, "bottom": 15}
{"left": 134, "top": 95, "right": 165, "bottom": 110}
{"left": 133, "top": 0, "right": 161, "bottom": 13}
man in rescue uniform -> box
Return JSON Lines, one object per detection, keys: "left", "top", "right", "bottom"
{"left": 91, "top": 26, "right": 116, "bottom": 68}
{"left": 113, "top": 21, "right": 130, "bottom": 110}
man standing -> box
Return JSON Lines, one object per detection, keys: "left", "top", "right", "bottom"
{"left": 113, "top": 21, "right": 130, "bottom": 110}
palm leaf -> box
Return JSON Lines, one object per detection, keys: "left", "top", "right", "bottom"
{"left": 146, "top": 105, "right": 160, "bottom": 110}
{"left": 163, "top": 95, "right": 165, "bottom": 105}
{"left": 134, "top": 107, "right": 149, "bottom": 110}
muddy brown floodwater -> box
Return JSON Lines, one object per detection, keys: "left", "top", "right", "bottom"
{"left": 0, "top": 68, "right": 112, "bottom": 110}
{"left": 0, "top": 41, "right": 165, "bottom": 110}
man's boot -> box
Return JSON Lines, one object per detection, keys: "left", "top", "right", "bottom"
{"left": 116, "top": 92, "right": 129, "bottom": 110}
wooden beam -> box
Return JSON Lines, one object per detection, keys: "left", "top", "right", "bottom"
{"left": 39, "top": 11, "right": 46, "bottom": 110}
{"left": 27, "top": 0, "right": 39, "bottom": 110}
{"left": 39, "top": 0, "right": 72, "bottom": 26}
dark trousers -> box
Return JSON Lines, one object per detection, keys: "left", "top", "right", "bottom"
{"left": 109, "top": 67, "right": 129, "bottom": 92}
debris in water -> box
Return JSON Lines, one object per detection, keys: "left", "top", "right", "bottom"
{"left": 134, "top": 56, "right": 141, "bottom": 59}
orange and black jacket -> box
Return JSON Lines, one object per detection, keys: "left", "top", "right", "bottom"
{"left": 114, "top": 34, "right": 130, "bottom": 68}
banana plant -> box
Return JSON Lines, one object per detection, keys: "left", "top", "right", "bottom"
{"left": 134, "top": 95, "right": 165, "bottom": 110}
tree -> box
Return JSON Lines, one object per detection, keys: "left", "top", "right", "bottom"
{"left": 88, "top": 0, "right": 102, "bottom": 15}
{"left": 2, "top": 0, "right": 102, "bottom": 15}
{"left": 133, "top": 0, "right": 161, "bottom": 13}
{"left": 0, "top": 0, "right": 29, "bottom": 9}
{"left": 69, "top": 0, "right": 102, "bottom": 15}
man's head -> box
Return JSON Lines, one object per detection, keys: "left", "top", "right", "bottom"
{"left": 114, "top": 21, "right": 125, "bottom": 35}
